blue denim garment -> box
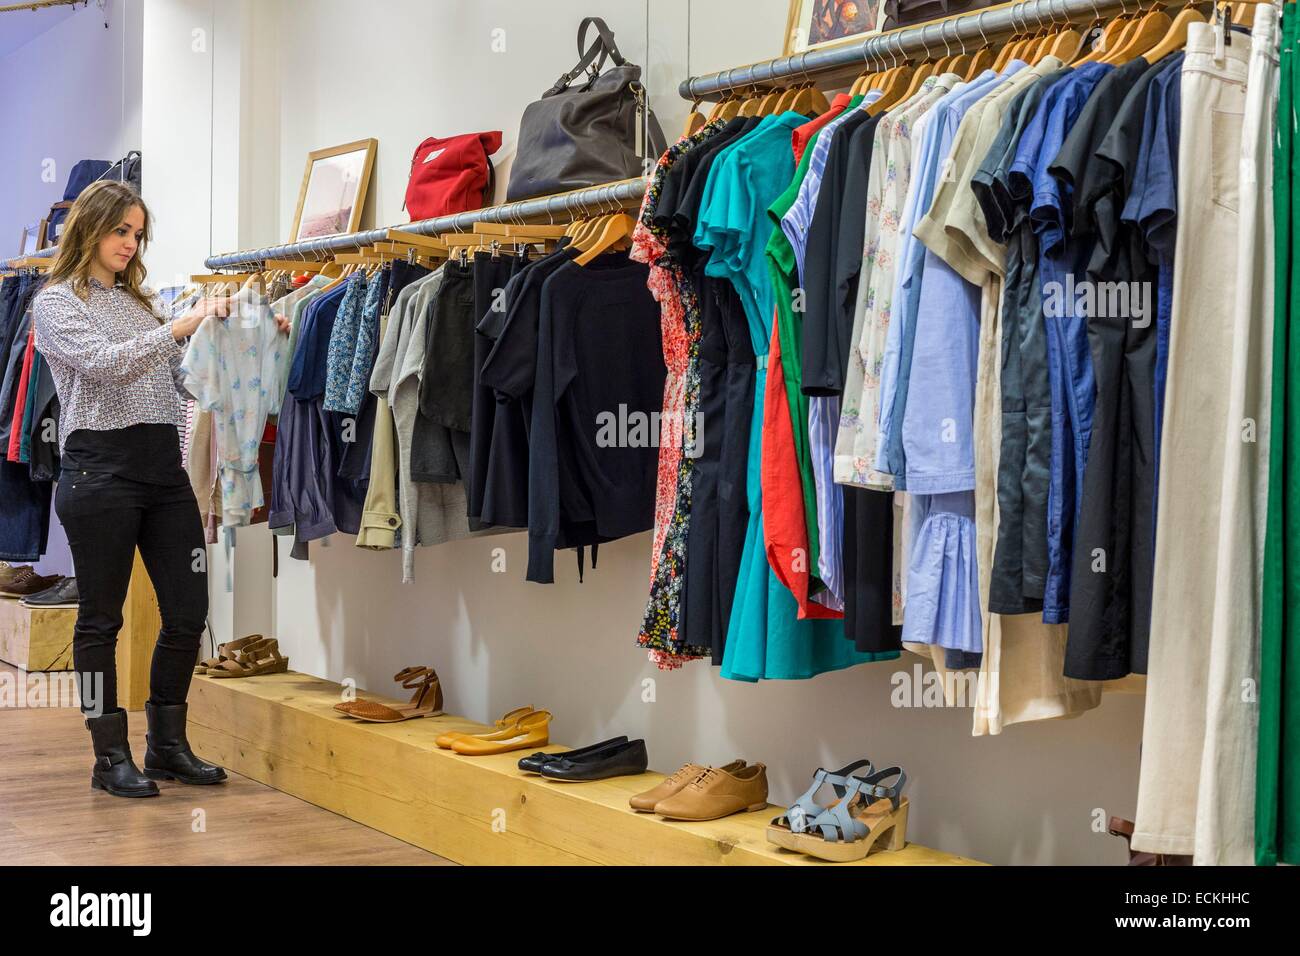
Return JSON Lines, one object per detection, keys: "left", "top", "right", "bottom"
{"left": 1009, "top": 60, "right": 1113, "bottom": 623}
{"left": 338, "top": 268, "right": 387, "bottom": 416}
{"left": 286, "top": 281, "right": 348, "bottom": 401}
{"left": 322, "top": 272, "right": 369, "bottom": 412}
{"left": 1121, "top": 53, "right": 1183, "bottom": 538}
{"left": 0, "top": 274, "right": 50, "bottom": 561}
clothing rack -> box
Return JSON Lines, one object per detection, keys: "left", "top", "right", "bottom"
{"left": 0, "top": 246, "right": 58, "bottom": 273}
{"left": 202, "top": 177, "right": 648, "bottom": 271}
{"left": 678, "top": 0, "right": 1182, "bottom": 101}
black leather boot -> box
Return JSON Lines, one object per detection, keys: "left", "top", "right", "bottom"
{"left": 85, "top": 709, "right": 159, "bottom": 798}
{"left": 143, "top": 701, "right": 227, "bottom": 785}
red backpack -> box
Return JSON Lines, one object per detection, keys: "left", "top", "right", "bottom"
{"left": 403, "top": 131, "right": 502, "bottom": 222}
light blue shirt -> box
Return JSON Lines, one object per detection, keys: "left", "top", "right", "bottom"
{"left": 874, "top": 68, "right": 1012, "bottom": 482}
{"left": 902, "top": 61, "right": 1025, "bottom": 494}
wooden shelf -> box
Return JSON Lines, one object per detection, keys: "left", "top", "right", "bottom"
{"left": 186, "top": 670, "right": 983, "bottom": 866}
{"left": 0, "top": 597, "right": 74, "bottom": 672}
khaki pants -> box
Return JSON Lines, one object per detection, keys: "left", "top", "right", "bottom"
{"left": 1135, "top": 19, "right": 1264, "bottom": 858}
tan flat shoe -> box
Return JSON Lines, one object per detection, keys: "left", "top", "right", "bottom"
{"left": 654, "top": 762, "right": 768, "bottom": 821}
{"left": 450, "top": 711, "right": 551, "bottom": 756}
{"left": 629, "top": 759, "right": 746, "bottom": 812}
{"left": 435, "top": 706, "right": 534, "bottom": 749}
{"left": 334, "top": 666, "right": 444, "bottom": 723}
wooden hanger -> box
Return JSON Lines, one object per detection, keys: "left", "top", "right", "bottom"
{"left": 574, "top": 213, "right": 635, "bottom": 265}
{"left": 894, "top": 59, "right": 935, "bottom": 104}
{"left": 1144, "top": 2, "right": 1206, "bottom": 62}
{"left": 681, "top": 98, "right": 707, "bottom": 137}
{"left": 1102, "top": 4, "right": 1172, "bottom": 65}
{"left": 1043, "top": 1, "right": 1085, "bottom": 65}
{"left": 473, "top": 222, "right": 568, "bottom": 239}
{"left": 1076, "top": 7, "right": 1134, "bottom": 64}
{"left": 386, "top": 228, "right": 448, "bottom": 258}
{"left": 756, "top": 86, "right": 785, "bottom": 115}
{"left": 262, "top": 257, "right": 323, "bottom": 274}
{"left": 191, "top": 272, "right": 255, "bottom": 285}
{"left": 866, "top": 63, "right": 915, "bottom": 115}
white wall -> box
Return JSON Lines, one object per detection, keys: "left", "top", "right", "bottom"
{"left": 0, "top": 0, "right": 143, "bottom": 576}
{"left": 140, "top": 0, "right": 1145, "bottom": 865}
{"left": 0, "top": 0, "right": 142, "bottom": 251}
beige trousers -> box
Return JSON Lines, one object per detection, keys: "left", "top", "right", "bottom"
{"left": 1134, "top": 20, "right": 1260, "bottom": 857}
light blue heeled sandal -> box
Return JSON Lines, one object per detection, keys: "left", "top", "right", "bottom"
{"left": 792, "top": 766, "right": 909, "bottom": 862}
{"left": 766, "top": 758, "right": 874, "bottom": 850}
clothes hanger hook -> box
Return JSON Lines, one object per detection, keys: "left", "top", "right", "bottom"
{"left": 950, "top": 17, "right": 964, "bottom": 55}
{"left": 975, "top": 9, "right": 989, "bottom": 49}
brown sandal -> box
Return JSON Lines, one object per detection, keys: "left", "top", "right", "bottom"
{"left": 333, "top": 666, "right": 444, "bottom": 722}
{"left": 194, "top": 634, "right": 263, "bottom": 675}
{"left": 207, "top": 637, "right": 290, "bottom": 679}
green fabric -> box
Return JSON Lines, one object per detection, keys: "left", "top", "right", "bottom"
{"left": 1259, "top": 6, "right": 1300, "bottom": 866}
{"left": 18, "top": 349, "right": 40, "bottom": 463}
{"left": 766, "top": 134, "right": 824, "bottom": 588}
{"left": 760, "top": 95, "right": 864, "bottom": 588}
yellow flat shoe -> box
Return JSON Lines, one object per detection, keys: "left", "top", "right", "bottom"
{"left": 450, "top": 711, "right": 551, "bottom": 756}
{"left": 435, "top": 706, "right": 535, "bottom": 749}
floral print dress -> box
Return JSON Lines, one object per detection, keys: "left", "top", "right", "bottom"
{"left": 634, "top": 121, "right": 724, "bottom": 668}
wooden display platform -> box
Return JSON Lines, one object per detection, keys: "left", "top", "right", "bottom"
{"left": 187, "top": 670, "right": 982, "bottom": 867}
{"left": 0, "top": 597, "right": 74, "bottom": 672}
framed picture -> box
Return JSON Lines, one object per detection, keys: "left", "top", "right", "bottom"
{"left": 784, "top": 0, "right": 886, "bottom": 56}
{"left": 290, "top": 138, "right": 377, "bottom": 242}
{"left": 19, "top": 223, "right": 41, "bottom": 256}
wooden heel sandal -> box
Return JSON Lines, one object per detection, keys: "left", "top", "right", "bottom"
{"left": 767, "top": 758, "right": 875, "bottom": 850}
{"left": 333, "top": 666, "right": 444, "bottom": 723}
{"left": 789, "top": 767, "right": 909, "bottom": 862}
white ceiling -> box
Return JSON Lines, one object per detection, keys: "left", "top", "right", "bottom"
{"left": 0, "top": 2, "right": 80, "bottom": 60}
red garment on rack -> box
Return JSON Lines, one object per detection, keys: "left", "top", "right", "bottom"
{"left": 792, "top": 93, "right": 852, "bottom": 165}
{"left": 761, "top": 307, "right": 840, "bottom": 621}
{"left": 7, "top": 327, "right": 35, "bottom": 462}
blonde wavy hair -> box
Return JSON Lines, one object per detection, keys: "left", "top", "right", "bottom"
{"left": 48, "top": 179, "right": 156, "bottom": 316}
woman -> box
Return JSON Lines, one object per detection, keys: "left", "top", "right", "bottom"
{"left": 32, "top": 180, "right": 273, "bottom": 798}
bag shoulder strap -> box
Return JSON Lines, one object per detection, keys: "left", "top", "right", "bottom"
{"left": 578, "top": 17, "right": 624, "bottom": 67}
{"left": 546, "top": 16, "right": 624, "bottom": 94}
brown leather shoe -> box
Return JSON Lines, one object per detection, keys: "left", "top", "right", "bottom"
{"left": 654, "top": 762, "right": 768, "bottom": 821}
{"left": 629, "top": 759, "right": 747, "bottom": 812}
{"left": 0, "top": 567, "right": 62, "bottom": 598}
{"left": 0, "top": 561, "right": 35, "bottom": 590}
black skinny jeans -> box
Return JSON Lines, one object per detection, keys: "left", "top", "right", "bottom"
{"left": 55, "top": 469, "right": 208, "bottom": 716}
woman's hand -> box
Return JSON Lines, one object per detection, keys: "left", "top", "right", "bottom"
{"left": 274, "top": 312, "right": 291, "bottom": 335}
{"left": 170, "top": 296, "right": 229, "bottom": 341}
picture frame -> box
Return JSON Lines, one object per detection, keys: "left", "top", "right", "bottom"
{"left": 19, "top": 222, "right": 41, "bottom": 256}
{"left": 784, "top": 0, "right": 887, "bottom": 56}
{"left": 289, "top": 138, "right": 377, "bottom": 243}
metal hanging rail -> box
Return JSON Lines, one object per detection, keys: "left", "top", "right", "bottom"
{"left": 203, "top": 177, "right": 648, "bottom": 270}
{"left": 678, "top": 0, "right": 1141, "bottom": 101}
{"left": 0, "top": 245, "right": 58, "bottom": 272}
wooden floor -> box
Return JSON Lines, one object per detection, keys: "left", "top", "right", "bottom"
{"left": 0, "top": 664, "right": 452, "bottom": 866}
